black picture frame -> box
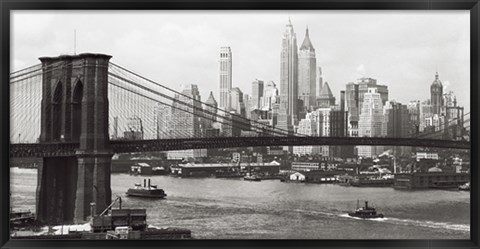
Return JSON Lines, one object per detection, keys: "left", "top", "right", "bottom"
{"left": 1, "top": 0, "right": 479, "bottom": 248}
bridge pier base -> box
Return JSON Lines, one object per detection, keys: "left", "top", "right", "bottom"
{"left": 36, "top": 157, "right": 78, "bottom": 224}
{"left": 74, "top": 153, "right": 112, "bottom": 223}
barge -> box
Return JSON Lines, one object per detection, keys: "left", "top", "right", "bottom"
{"left": 11, "top": 197, "right": 190, "bottom": 240}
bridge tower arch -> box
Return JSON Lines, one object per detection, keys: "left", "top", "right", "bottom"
{"left": 37, "top": 53, "right": 113, "bottom": 224}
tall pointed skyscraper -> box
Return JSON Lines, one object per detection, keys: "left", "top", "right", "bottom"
{"left": 219, "top": 47, "right": 232, "bottom": 111}
{"left": 298, "top": 27, "right": 317, "bottom": 119}
{"left": 430, "top": 72, "right": 443, "bottom": 115}
{"left": 277, "top": 19, "right": 298, "bottom": 134}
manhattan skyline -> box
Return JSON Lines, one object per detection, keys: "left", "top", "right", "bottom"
{"left": 11, "top": 10, "right": 469, "bottom": 112}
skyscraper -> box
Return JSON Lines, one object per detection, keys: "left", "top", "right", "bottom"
{"left": 204, "top": 91, "right": 218, "bottom": 128}
{"left": 419, "top": 99, "right": 433, "bottom": 132}
{"left": 442, "top": 91, "right": 464, "bottom": 140}
{"left": 431, "top": 72, "right": 443, "bottom": 115}
{"left": 260, "top": 81, "right": 279, "bottom": 111}
{"left": 407, "top": 100, "right": 421, "bottom": 136}
{"left": 154, "top": 102, "right": 173, "bottom": 139}
{"left": 172, "top": 84, "right": 204, "bottom": 138}
{"left": 357, "top": 88, "right": 385, "bottom": 157}
{"left": 230, "top": 87, "right": 245, "bottom": 117}
{"left": 168, "top": 84, "right": 207, "bottom": 159}
{"left": 251, "top": 79, "right": 264, "bottom": 110}
{"left": 293, "top": 112, "right": 320, "bottom": 155}
{"left": 278, "top": 19, "right": 299, "bottom": 134}
{"left": 316, "top": 107, "right": 333, "bottom": 157}
{"left": 317, "top": 82, "right": 335, "bottom": 108}
{"left": 298, "top": 27, "right": 317, "bottom": 118}
{"left": 243, "top": 94, "right": 252, "bottom": 119}
{"left": 317, "top": 67, "right": 323, "bottom": 97}
{"left": 383, "top": 101, "right": 411, "bottom": 156}
{"left": 330, "top": 106, "right": 353, "bottom": 158}
{"left": 219, "top": 47, "right": 232, "bottom": 111}
{"left": 345, "top": 77, "right": 388, "bottom": 137}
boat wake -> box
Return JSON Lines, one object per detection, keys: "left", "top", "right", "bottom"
{"left": 338, "top": 213, "right": 386, "bottom": 221}
{"left": 338, "top": 213, "right": 469, "bottom": 232}
{"left": 385, "top": 217, "right": 470, "bottom": 232}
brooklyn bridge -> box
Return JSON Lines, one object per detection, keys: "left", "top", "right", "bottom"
{"left": 9, "top": 53, "right": 470, "bottom": 225}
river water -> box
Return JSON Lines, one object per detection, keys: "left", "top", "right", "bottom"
{"left": 10, "top": 167, "right": 470, "bottom": 239}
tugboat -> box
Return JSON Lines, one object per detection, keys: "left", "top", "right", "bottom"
{"left": 126, "top": 179, "right": 167, "bottom": 198}
{"left": 348, "top": 200, "right": 384, "bottom": 219}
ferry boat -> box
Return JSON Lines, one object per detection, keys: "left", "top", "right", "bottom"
{"left": 348, "top": 200, "right": 384, "bottom": 219}
{"left": 126, "top": 179, "right": 167, "bottom": 198}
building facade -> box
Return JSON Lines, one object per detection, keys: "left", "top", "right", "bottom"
{"left": 230, "top": 87, "right": 246, "bottom": 117}
{"left": 317, "top": 82, "right": 335, "bottom": 108}
{"left": 316, "top": 67, "right": 323, "bottom": 97}
{"left": 297, "top": 27, "right": 317, "bottom": 119}
{"left": 383, "top": 101, "right": 411, "bottom": 138}
{"left": 407, "top": 100, "right": 421, "bottom": 136}
{"left": 430, "top": 72, "right": 443, "bottom": 115}
{"left": 293, "top": 112, "right": 321, "bottom": 155}
{"left": 278, "top": 19, "right": 299, "bottom": 134}
{"left": 441, "top": 91, "right": 464, "bottom": 140}
{"left": 219, "top": 47, "right": 232, "bottom": 111}
{"left": 357, "top": 88, "right": 385, "bottom": 157}
{"left": 168, "top": 84, "right": 207, "bottom": 159}
{"left": 419, "top": 99, "right": 433, "bottom": 132}
{"left": 383, "top": 101, "right": 412, "bottom": 156}
{"left": 345, "top": 78, "right": 388, "bottom": 138}
{"left": 260, "top": 81, "right": 279, "bottom": 111}
{"left": 251, "top": 79, "right": 264, "bottom": 110}
{"left": 154, "top": 102, "right": 173, "bottom": 139}
{"left": 204, "top": 91, "right": 218, "bottom": 129}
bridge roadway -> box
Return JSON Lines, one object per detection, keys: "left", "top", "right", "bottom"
{"left": 9, "top": 136, "right": 470, "bottom": 158}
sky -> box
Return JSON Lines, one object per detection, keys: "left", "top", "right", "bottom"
{"left": 11, "top": 10, "right": 470, "bottom": 112}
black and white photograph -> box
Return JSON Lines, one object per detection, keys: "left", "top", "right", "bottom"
{"left": 8, "top": 9, "right": 472, "bottom": 241}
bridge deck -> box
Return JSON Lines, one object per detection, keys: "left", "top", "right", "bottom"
{"left": 9, "top": 136, "right": 470, "bottom": 158}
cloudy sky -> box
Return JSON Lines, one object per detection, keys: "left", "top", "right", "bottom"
{"left": 11, "top": 10, "right": 470, "bottom": 112}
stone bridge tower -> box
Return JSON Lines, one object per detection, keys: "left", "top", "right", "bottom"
{"left": 36, "top": 53, "right": 113, "bottom": 224}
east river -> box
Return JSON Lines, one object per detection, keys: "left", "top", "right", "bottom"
{"left": 10, "top": 167, "right": 470, "bottom": 239}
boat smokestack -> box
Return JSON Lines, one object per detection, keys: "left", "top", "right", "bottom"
{"left": 365, "top": 201, "right": 369, "bottom": 209}
{"left": 144, "top": 179, "right": 146, "bottom": 187}
{"left": 148, "top": 179, "right": 151, "bottom": 188}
